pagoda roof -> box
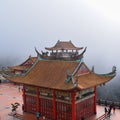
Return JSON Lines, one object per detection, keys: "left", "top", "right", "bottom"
{"left": 20, "top": 56, "right": 37, "bottom": 66}
{"left": 45, "top": 40, "right": 83, "bottom": 51}
{"left": 8, "top": 56, "right": 37, "bottom": 71}
{"left": 3, "top": 60, "right": 116, "bottom": 91}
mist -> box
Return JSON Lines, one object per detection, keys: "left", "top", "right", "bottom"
{"left": 0, "top": 0, "right": 120, "bottom": 85}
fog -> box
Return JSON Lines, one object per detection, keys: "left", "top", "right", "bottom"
{"left": 0, "top": 0, "right": 120, "bottom": 79}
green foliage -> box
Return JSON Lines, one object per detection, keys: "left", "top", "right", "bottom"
{"left": 11, "top": 102, "right": 20, "bottom": 112}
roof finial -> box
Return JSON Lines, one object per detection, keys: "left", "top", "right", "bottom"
{"left": 29, "top": 55, "right": 31, "bottom": 58}
{"left": 112, "top": 66, "right": 116, "bottom": 73}
{"left": 92, "top": 66, "right": 94, "bottom": 72}
{"left": 35, "top": 47, "right": 40, "bottom": 57}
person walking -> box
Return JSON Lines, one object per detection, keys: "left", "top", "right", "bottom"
{"left": 113, "top": 106, "right": 116, "bottom": 113}
{"left": 107, "top": 107, "right": 112, "bottom": 118}
{"left": 105, "top": 107, "right": 108, "bottom": 114}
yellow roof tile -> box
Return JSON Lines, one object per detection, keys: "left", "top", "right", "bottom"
{"left": 5, "top": 60, "right": 116, "bottom": 90}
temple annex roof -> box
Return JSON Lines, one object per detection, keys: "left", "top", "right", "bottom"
{"left": 8, "top": 56, "right": 37, "bottom": 71}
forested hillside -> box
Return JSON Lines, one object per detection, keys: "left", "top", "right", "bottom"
{"left": 97, "top": 76, "right": 120, "bottom": 102}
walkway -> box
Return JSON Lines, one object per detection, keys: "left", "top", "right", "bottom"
{"left": 0, "top": 82, "right": 120, "bottom": 120}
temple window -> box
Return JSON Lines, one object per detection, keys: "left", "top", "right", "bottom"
{"left": 39, "top": 88, "right": 53, "bottom": 97}
{"left": 75, "top": 88, "right": 94, "bottom": 100}
{"left": 81, "top": 88, "right": 94, "bottom": 98}
{"left": 15, "top": 71, "right": 21, "bottom": 75}
{"left": 56, "top": 91, "right": 71, "bottom": 101}
{"left": 25, "top": 85, "right": 36, "bottom": 95}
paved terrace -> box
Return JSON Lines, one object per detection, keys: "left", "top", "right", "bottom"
{"left": 0, "top": 82, "right": 120, "bottom": 120}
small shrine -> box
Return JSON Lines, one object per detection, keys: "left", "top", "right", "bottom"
{"left": 3, "top": 40, "right": 116, "bottom": 120}
{"left": 8, "top": 56, "right": 37, "bottom": 74}
{"left": 35, "top": 40, "right": 86, "bottom": 61}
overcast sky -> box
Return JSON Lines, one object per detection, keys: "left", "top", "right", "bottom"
{"left": 0, "top": 0, "right": 120, "bottom": 78}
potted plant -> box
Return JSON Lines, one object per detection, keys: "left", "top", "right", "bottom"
{"left": 11, "top": 102, "right": 20, "bottom": 115}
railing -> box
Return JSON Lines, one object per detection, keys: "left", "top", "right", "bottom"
{"left": 97, "top": 99, "right": 120, "bottom": 109}
{"left": 96, "top": 114, "right": 106, "bottom": 120}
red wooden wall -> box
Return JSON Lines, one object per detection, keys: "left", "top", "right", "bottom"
{"left": 76, "top": 97, "right": 94, "bottom": 119}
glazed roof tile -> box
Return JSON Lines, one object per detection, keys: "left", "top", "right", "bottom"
{"left": 76, "top": 73, "right": 115, "bottom": 90}
{"left": 5, "top": 60, "right": 115, "bottom": 90}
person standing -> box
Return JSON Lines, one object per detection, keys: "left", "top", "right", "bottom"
{"left": 36, "top": 112, "right": 40, "bottom": 120}
{"left": 22, "top": 104, "right": 24, "bottom": 112}
{"left": 107, "top": 107, "right": 112, "bottom": 118}
{"left": 18, "top": 86, "right": 20, "bottom": 92}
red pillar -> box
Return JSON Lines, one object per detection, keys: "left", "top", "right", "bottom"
{"left": 22, "top": 85, "right": 26, "bottom": 112}
{"left": 53, "top": 89, "right": 56, "bottom": 120}
{"left": 71, "top": 92, "right": 76, "bottom": 120}
{"left": 94, "top": 86, "right": 97, "bottom": 114}
{"left": 36, "top": 87, "right": 40, "bottom": 112}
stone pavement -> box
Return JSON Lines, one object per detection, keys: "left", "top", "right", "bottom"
{"left": 0, "top": 82, "right": 23, "bottom": 120}
{"left": 0, "top": 82, "right": 120, "bottom": 120}
{"left": 0, "top": 82, "right": 47, "bottom": 120}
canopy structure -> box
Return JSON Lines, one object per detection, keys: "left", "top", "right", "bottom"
{"left": 35, "top": 40, "right": 86, "bottom": 61}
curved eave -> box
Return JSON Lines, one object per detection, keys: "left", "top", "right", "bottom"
{"left": 4, "top": 76, "right": 76, "bottom": 91}
{"left": 76, "top": 72, "right": 116, "bottom": 90}
{"left": 4, "top": 72, "right": 116, "bottom": 91}
{"left": 4, "top": 64, "right": 116, "bottom": 91}
{"left": 72, "top": 47, "right": 87, "bottom": 59}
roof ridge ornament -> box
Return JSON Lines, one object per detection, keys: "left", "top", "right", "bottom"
{"left": 35, "top": 47, "right": 40, "bottom": 57}
{"left": 94, "top": 66, "right": 116, "bottom": 77}
{"left": 112, "top": 66, "right": 116, "bottom": 73}
{"left": 65, "top": 61, "right": 82, "bottom": 85}
{"left": 91, "top": 66, "right": 94, "bottom": 72}
{"left": 35, "top": 47, "right": 44, "bottom": 60}
{"left": 65, "top": 70, "right": 75, "bottom": 84}
{"left": 2, "top": 67, "right": 18, "bottom": 77}
{"left": 72, "top": 61, "right": 82, "bottom": 75}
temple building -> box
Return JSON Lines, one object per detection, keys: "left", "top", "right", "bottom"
{"left": 3, "top": 40, "right": 116, "bottom": 120}
{"left": 8, "top": 56, "right": 37, "bottom": 74}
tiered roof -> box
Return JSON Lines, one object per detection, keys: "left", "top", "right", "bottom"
{"left": 4, "top": 60, "right": 116, "bottom": 90}
{"left": 3, "top": 41, "right": 116, "bottom": 90}
{"left": 35, "top": 40, "right": 86, "bottom": 61}
{"left": 45, "top": 40, "right": 83, "bottom": 51}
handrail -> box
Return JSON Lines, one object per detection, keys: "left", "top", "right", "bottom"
{"left": 97, "top": 99, "right": 120, "bottom": 109}
{"left": 96, "top": 114, "right": 106, "bottom": 120}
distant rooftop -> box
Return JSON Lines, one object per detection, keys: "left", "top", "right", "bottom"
{"left": 45, "top": 40, "right": 83, "bottom": 51}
